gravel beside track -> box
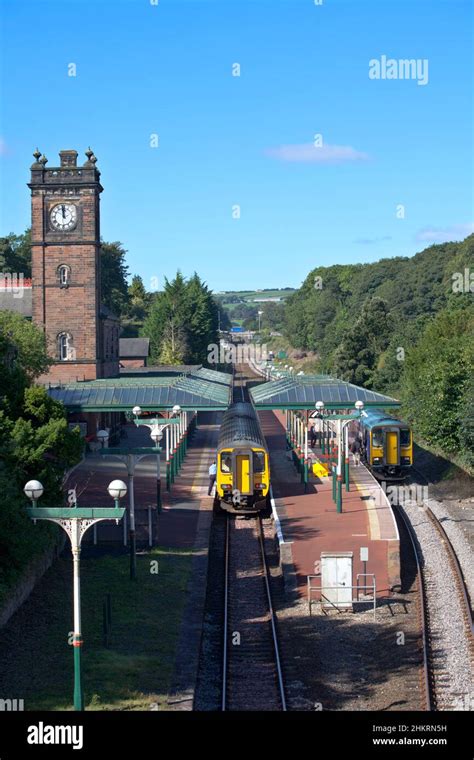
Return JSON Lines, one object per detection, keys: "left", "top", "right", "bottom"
{"left": 398, "top": 499, "right": 473, "bottom": 711}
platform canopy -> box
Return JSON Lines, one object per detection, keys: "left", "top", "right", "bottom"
{"left": 48, "top": 368, "right": 232, "bottom": 412}
{"left": 250, "top": 374, "right": 401, "bottom": 410}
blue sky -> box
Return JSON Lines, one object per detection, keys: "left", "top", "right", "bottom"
{"left": 0, "top": 0, "right": 472, "bottom": 291}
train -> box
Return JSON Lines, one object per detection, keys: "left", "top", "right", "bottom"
{"left": 214, "top": 402, "right": 271, "bottom": 515}
{"left": 357, "top": 409, "right": 413, "bottom": 480}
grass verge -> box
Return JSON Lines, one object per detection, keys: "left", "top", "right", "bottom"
{"left": 0, "top": 546, "right": 192, "bottom": 710}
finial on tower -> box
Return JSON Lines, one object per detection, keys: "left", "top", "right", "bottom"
{"left": 31, "top": 148, "right": 43, "bottom": 169}
{"left": 83, "top": 147, "right": 97, "bottom": 167}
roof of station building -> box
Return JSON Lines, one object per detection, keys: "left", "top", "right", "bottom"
{"left": 250, "top": 373, "right": 401, "bottom": 409}
{"left": 47, "top": 367, "right": 232, "bottom": 411}
{"left": 119, "top": 338, "right": 150, "bottom": 358}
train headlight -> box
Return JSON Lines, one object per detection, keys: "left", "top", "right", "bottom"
{"left": 373, "top": 457, "right": 381, "bottom": 464}
{"left": 401, "top": 456, "right": 411, "bottom": 464}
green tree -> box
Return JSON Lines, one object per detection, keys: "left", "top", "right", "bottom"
{"left": 142, "top": 272, "right": 189, "bottom": 364}
{"left": 258, "top": 301, "right": 285, "bottom": 332}
{"left": 0, "top": 318, "right": 83, "bottom": 602}
{"left": 0, "top": 230, "right": 32, "bottom": 276}
{"left": 126, "top": 274, "right": 149, "bottom": 322}
{"left": 401, "top": 307, "right": 473, "bottom": 459}
{"left": 186, "top": 273, "right": 218, "bottom": 363}
{"left": 142, "top": 271, "right": 219, "bottom": 365}
{"left": 100, "top": 241, "right": 130, "bottom": 317}
{"left": 0, "top": 310, "right": 51, "bottom": 414}
{"left": 332, "top": 297, "right": 390, "bottom": 386}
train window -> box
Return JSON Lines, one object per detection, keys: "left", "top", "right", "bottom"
{"left": 400, "top": 429, "right": 411, "bottom": 447}
{"left": 372, "top": 428, "right": 383, "bottom": 448}
{"left": 253, "top": 452, "right": 265, "bottom": 472}
{"left": 220, "top": 452, "right": 232, "bottom": 473}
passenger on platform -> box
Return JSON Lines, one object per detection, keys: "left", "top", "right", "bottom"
{"left": 208, "top": 461, "right": 217, "bottom": 495}
{"left": 309, "top": 424, "right": 317, "bottom": 448}
{"left": 350, "top": 438, "right": 361, "bottom": 466}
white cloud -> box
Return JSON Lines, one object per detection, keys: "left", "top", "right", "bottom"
{"left": 265, "top": 143, "right": 369, "bottom": 164}
{"left": 354, "top": 236, "right": 392, "bottom": 244}
{"left": 415, "top": 224, "right": 474, "bottom": 243}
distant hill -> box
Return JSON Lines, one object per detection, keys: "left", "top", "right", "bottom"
{"left": 281, "top": 235, "right": 473, "bottom": 468}
{"left": 284, "top": 235, "right": 474, "bottom": 366}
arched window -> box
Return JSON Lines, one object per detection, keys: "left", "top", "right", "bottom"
{"left": 58, "top": 265, "right": 70, "bottom": 288}
{"left": 58, "top": 332, "right": 73, "bottom": 361}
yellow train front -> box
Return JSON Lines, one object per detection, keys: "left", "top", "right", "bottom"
{"left": 358, "top": 409, "right": 413, "bottom": 480}
{"left": 214, "top": 402, "right": 271, "bottom": 515}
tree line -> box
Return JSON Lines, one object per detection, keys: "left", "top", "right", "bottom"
{"left": 282, "top": 234, "right": 474, "bottom": 468}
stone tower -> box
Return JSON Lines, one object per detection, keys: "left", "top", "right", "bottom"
{"left": 28, "top": 148, "right": 119, "bottom": 383}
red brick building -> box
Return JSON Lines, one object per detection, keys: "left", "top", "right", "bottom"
{"left": 29, "top": 148, "right": 119, "bottom": 384}
{"left": 119, "top": 337, "right": 150, "bottom": 368}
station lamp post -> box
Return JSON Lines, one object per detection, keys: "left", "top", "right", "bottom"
{"left": 132, "top": 404, "right": 182, "bottom": 511}
{"left": 314, "top": 400, "right": 365, "bottom": 513}
{"left": 23, "top": 478, "right": 126, "bottom": 711}
{"left": 96, "top": 430, "right": 160, "bottom": 580}
{"left": 149, "top": 423, "right": 163, "bottom": 513}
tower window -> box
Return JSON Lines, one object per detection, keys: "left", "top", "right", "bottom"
{"left": 58, "top": 265, "right": 70, "bottom": 288}
{"left": 58, "top": 332, "right": 74, "bottom": 361}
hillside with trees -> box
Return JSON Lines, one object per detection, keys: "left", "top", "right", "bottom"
{"left": 281, "top": 235, "right": 474, "bottom": 469}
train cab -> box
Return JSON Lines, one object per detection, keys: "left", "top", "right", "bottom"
{"left": 215, "top": 403, "right": 271, "bottom": 514}
{"left": 359, "top": 409, "right": 413, "bottom": 480}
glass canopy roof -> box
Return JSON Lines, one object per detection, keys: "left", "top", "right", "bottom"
{"left": 48, "top": 368, "right": 232, "bottom": 411}
{"left": 250, "top": 374, "right": 400, "bottom": 409}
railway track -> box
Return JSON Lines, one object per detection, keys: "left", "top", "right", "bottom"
{"left": 232, "top": 364, "right": 251, "bottom": 402}
{"left": 222, "top": 514, "right": 286, "bottom": 711}
{"left": 395, "top": 467, "right": 474, "bottom": 711}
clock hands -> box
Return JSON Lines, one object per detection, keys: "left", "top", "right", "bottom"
{"left": 51, "top": 203, "right": 76, "bottom": 230}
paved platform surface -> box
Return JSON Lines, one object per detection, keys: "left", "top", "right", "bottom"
{"left": 259, "top": 410, "right": 400, "bottom": 600}
{"left": 65, "top": 415, "right": 218, "bottom": 547}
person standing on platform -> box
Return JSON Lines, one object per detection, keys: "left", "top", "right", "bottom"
{"left": 351, "top": 438, "right": 361, "bottom": 466}
{"left": 208, "top": 460, "right": 217, "bottom": 495}
{"left": 310, "top": 424, "right": 317, "bottom": 448}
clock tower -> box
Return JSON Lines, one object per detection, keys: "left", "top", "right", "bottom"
{"left": 29, "top": 148, "right": 119, "bottom": 383}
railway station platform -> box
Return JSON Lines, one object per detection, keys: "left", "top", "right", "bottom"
{"left": 65, "top": 415, "right": 218, "bottom": 548}
{"left": 259, "top": 410, "right": 401, "bottom": 602}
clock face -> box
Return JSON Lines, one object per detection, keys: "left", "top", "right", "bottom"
{"left": 50, "top": 203, "right": 78, "bottom": 232}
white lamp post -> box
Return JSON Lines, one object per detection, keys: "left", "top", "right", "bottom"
{"left": 24, "top": 478, "right": 126, "bottom": 710}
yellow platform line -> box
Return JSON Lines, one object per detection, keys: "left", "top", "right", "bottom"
{"left": 353, "top": 476, "right": 381, "bottom": 541}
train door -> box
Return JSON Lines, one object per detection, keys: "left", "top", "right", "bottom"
{"left": 235, "top": 452, "right": 252, "bottom": 495}
{"left": 384, "top": 429, "right": 399, "bottom": 466}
